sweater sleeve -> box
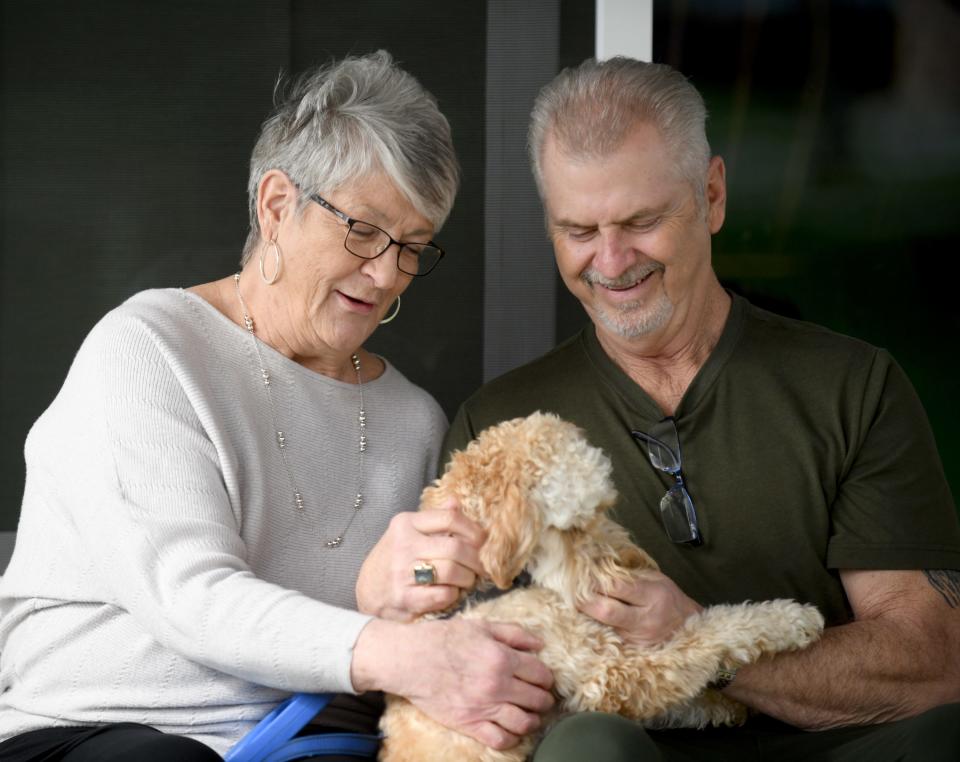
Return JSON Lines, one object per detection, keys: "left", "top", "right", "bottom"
{"left": 46, "top": 310, "right": 371, "bottom": 693}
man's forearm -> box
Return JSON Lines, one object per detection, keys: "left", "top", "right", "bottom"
{"left": 723, "top": 615, "right": 958, "bottom": 730}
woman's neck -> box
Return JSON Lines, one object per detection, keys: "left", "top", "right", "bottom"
{"left": 188, "top": 274, "right": 382, "bottom": 383}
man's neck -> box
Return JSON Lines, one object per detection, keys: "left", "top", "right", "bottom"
{"left": 596, "top": 280, "right": 731, "bottom": 416}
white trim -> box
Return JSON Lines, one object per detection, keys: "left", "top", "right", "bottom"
{"left": 596, "top": 0, "right": 653, "bottom": 61}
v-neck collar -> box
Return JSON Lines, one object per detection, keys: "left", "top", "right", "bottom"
{"left": 579, "top": 291, "right": 747, "bottom": 424}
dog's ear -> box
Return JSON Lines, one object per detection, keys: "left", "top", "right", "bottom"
{"left": 479, "top": 482, "right": 541, "bottom": 589}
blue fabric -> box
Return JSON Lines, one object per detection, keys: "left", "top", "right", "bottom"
{"left": 225, "top": 694, "right": 379, "bottom": 761}
{"left": 260, "top": 733, "right": 380, "bottom": 760}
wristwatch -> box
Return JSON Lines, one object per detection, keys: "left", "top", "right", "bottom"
{"left": 709, "top": 666, "right": 737, "bottom": 691}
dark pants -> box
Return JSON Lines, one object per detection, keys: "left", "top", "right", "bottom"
{"left": 0, "top": 723, "right": 222, "bottom": 761}
{"left": 532, "top": 703, "right": 960, "bottom": 762}
{"left": 0, "top": 693, "right": 383, "bottom": 761}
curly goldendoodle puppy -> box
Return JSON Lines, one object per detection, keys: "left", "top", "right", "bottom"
{"left": 378, "top": 412, "right": 823, "bottom": 762}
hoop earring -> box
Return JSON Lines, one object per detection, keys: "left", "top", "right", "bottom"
{"left": 259, "top": 239, "right": 282, "bottom": 285}
{"left": 379, "top": 295, "right": 401, "bottom": 325}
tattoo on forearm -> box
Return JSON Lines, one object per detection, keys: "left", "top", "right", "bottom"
{"left": 923, "top": 569, "right": 960, "bottom": 608}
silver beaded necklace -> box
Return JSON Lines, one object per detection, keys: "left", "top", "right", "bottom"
{"left": 233, "top": 272, "right": 366, "bottom": 549}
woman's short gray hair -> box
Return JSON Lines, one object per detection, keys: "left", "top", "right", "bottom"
{"left": 242, "top": 50, "right": 460, "bottom": 263}
{"left": 528, "top": 57, "right": 711, "bottom": 207}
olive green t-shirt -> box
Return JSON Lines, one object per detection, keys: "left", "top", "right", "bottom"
{"left": 444, "top": 294, "right": 960, "bottom": 626}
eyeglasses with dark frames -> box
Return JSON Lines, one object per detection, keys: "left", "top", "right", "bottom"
{"left": 631, "top": 417, "right": 703, "bottom": 547}
{"left": 310, "top": 194, "right": 445, "bottom": 277}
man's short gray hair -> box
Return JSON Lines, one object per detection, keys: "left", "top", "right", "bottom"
{"left": 242, "top": 50, "right": 460, "bottom": 263}
{"left": 528, "top": 57, "right": 710, "bottom": 207}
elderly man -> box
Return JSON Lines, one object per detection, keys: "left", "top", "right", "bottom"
{"left": 443, "top": 57, "right": 960, "bottom": 760}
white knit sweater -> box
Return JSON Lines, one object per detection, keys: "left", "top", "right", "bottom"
{"left": 0, "top": 289, "right": 447, "bottom": 754}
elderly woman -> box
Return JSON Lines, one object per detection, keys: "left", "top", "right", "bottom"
{"left": 0, "top": 51, "right": 553, "bottom": 761}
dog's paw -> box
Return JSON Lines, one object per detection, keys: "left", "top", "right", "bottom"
{"left": 776, "top": 600, "right": 825, "bottom": 648}
{"left": 697, "top": 599, "right": 825, "bottom": 663}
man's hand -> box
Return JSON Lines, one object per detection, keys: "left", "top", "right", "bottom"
{"left": 578, "top": 570, "right": 702, "bottom": 646}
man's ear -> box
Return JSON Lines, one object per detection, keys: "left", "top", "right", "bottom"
{"left": 255, "top": 169, "right": 298, "bottom": 242}
{"left": 705, "top": 156, "right": 726, "bottom": 234}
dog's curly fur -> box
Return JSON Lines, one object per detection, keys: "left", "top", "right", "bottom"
{"left": 378, "top": 413, "right": 824, "bottom": 762}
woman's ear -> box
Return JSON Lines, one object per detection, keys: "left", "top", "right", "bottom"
{"left": 256, "top": 170, "right": 298, "bottom": 242}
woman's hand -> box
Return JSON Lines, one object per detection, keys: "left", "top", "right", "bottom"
{"left": 352, "top": 617, "right": 555, "bottom": 750}
{"left": 578, "top": 571, "right": 702, "bottom": 647}
{"left": 356, "top": 499, "right": 486, "bottom": 620}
